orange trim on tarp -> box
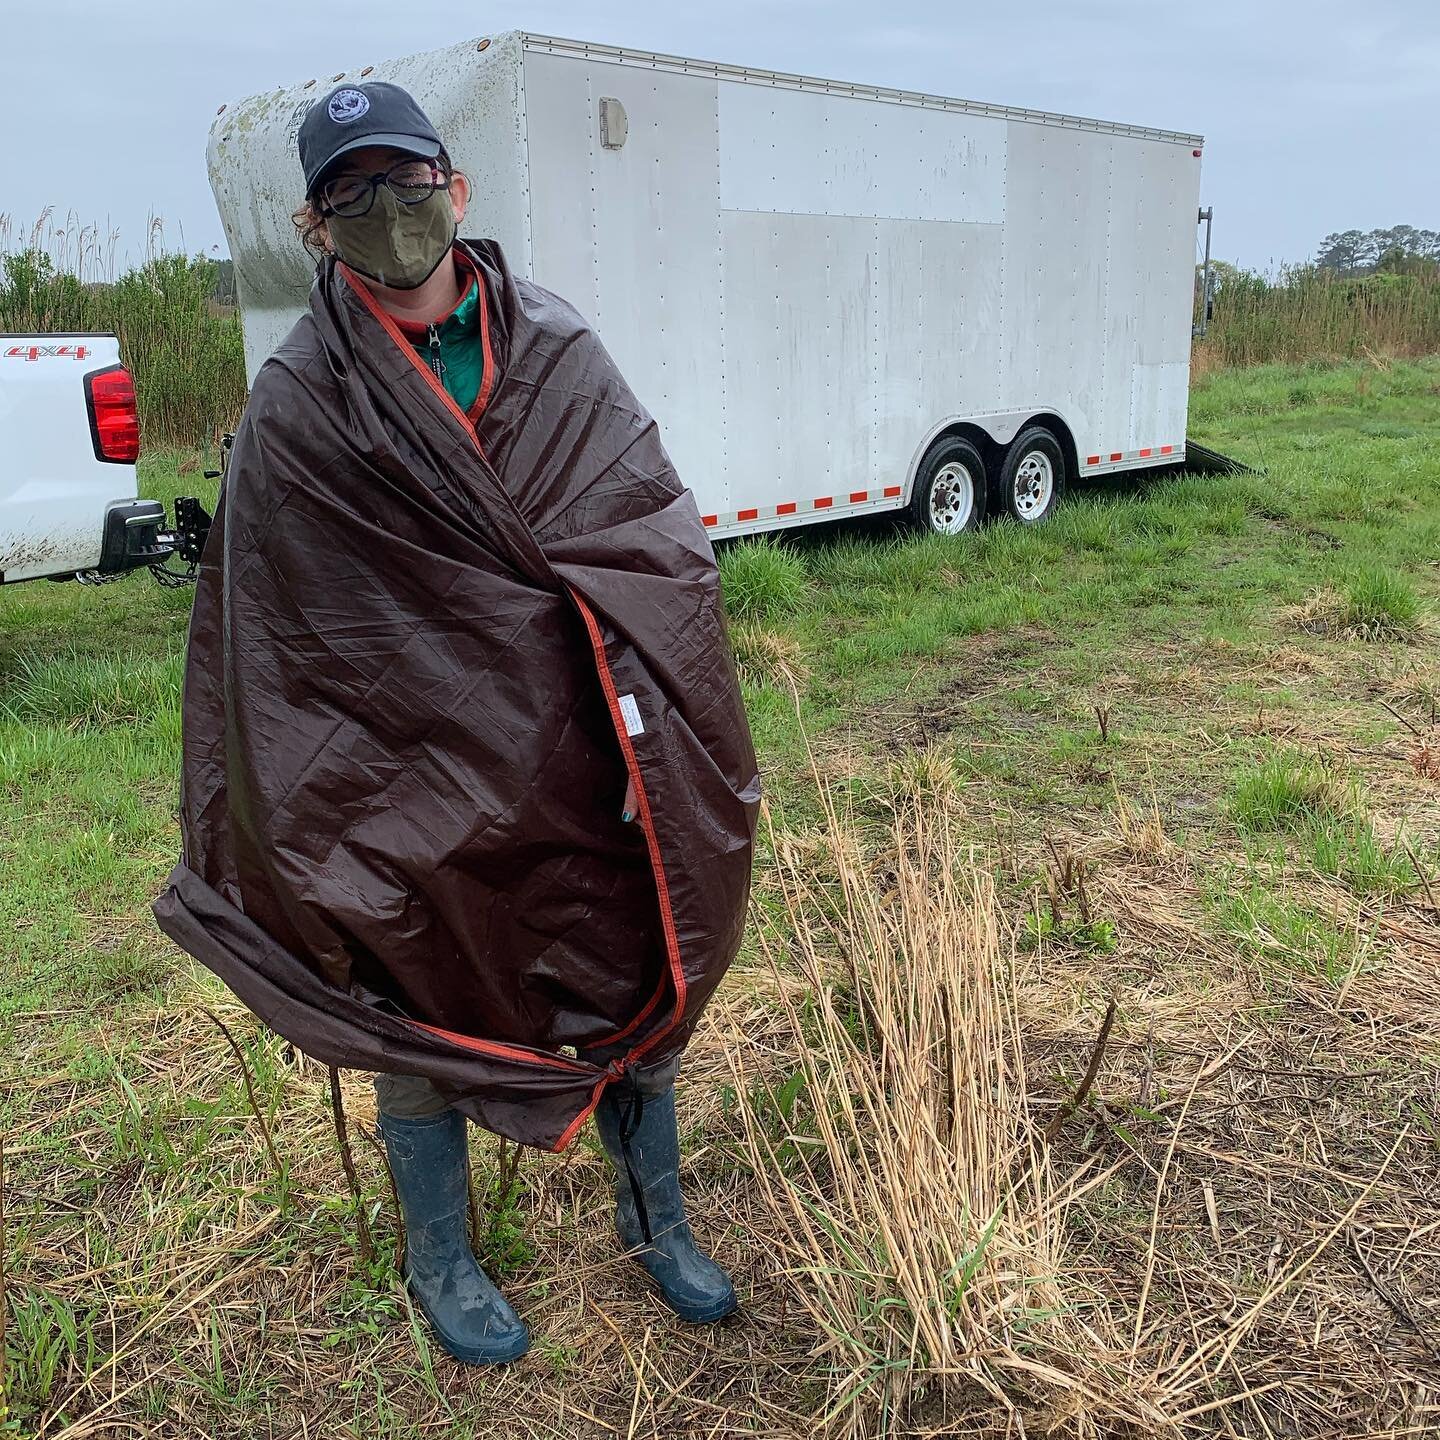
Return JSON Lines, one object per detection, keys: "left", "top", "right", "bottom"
{"left": 556, "top": 1074, "right": 614, "bottom": 1150}
{"left": 341, "top": 252, "right": 496, "bottom": 428}
{"left": 454, "top": 246, "right": 498, "bottom": 421}
{"left": 408, "top": 1017, "right": 590, "bottom": 1073}
{"left": 567, "top": 589, "right": 688, "bottom": 1060}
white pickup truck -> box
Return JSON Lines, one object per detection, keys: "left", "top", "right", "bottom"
{"left": 0, "top": 333, "right": 210, "bottom": 587}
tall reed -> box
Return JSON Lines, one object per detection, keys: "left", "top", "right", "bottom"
{"left": 1197, "top": 261, "right": 1440, "bottom": 369}
{"left": 0, "top": 210, "right": 245, "bottom": 449}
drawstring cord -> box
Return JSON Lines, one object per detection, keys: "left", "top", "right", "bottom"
{"left": 616, "top": 1071, "right": 653, "bottom": 1246}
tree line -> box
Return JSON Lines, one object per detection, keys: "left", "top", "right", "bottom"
{"left": 1315, "top": 226, "right": 1440, "bottom": 274}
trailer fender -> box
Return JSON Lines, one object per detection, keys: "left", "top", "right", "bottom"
{"left": 902, "top": 408, "right": 1080, "bottom": 508}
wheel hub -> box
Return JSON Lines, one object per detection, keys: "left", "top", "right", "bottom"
{"left": 1014, "top": 451, "right": 1054, "bottom": 520}
{"left": 928, "top": 461, "right": 975, "bottom": 534}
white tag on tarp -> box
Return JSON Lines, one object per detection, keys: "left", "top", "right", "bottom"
{"left": 618, "top": 692, "right": 644, "bottom": 737}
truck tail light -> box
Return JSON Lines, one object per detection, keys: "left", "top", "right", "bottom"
{"left": 85, "top": 365, "right": 142, "bottom": 463}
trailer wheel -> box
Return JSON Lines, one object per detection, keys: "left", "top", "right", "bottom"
{"left": 907, "top": 436, "right": 987, "bottom": 536}
{"left": 996, "top": 428, "right": 1065, "bottom": 525}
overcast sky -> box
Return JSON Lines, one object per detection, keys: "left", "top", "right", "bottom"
{"left": 3, "top": 0, "right": 1435, "bottom": 273}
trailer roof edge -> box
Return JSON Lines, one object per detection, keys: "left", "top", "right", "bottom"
{"left": 516, "top": 32, "right": 1206, "bottom": 147}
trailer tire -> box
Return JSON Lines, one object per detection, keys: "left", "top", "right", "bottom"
{"left": 907, "top": 436, "right": 987, "bottom": 536}
{"left": 995, "top": 428, "right": 1065, "bottom": 525}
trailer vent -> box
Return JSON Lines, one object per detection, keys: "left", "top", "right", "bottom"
{"left": 599, "top": 97, "right": 628, "bottom": 149}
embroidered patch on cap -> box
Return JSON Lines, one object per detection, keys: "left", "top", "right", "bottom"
{"left": 328, "top": 88, "right": 370, "bottom": 124}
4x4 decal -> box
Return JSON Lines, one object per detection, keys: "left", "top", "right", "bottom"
{"left": 4, "top": 344, "right": 94, "bottom": 361}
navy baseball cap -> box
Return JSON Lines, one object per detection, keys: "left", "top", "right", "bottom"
{"left": 298, "top": 80, "right": 444, "bottom": 194}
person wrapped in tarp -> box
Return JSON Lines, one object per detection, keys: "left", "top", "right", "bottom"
{"left": 151, "top": 79, "right": 760, "bottom": 1365}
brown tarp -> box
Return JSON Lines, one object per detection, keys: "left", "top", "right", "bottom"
{"left": 151, "top": 238, "right": 760, "bottom": 1151}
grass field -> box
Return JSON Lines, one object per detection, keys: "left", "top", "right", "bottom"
{"left": 1, "top": 358, "right": 1438, "bottom": 1437}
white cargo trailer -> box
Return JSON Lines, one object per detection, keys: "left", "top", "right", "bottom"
{"left": 209, "top": 32, "right": 1206, "bottom": 537}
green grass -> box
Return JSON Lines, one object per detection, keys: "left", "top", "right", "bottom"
{"left": 0, "top": 644, "right": 184, "bottom": 729}
{"left": 1210, "top": 867, "right": 1374, "bottom": 988}
{"left": 1305, "top": 815, "right": 1418, "bottom": 897}
{"left": 1338, "top": 563, "right": 1422, "bottom": 638}
{"left": 717, "top": 536, "right": 811, "bottom": 623}
{"left": 1229, "top": 749, "right": 1359, "bottom": 833}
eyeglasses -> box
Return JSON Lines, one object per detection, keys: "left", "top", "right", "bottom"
{"left": 317, "top": 158, "right": 450, "bottom": 219}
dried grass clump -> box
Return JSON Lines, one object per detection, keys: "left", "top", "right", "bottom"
{"left": 883, "top": 743, "right": 961, "bottom": 808}
{"left": 1286, "top": 586, "right": 1348, "bottom": 638}
{"left": 1259, "top": 643, "right": 1330, "bottom": 676}
{"left": 773, "top": 820, "right": 863, "bottom": 883}
{"left": 728, "top": 779, "right": 1159, "bottom": 1436}
{"left": 729, "top": 621, "right": 810, "bottom": 690}
{"left": 1112, "top": 790, "right": 1178, "bottom": 863}
{"left": 1377, "top": 658, "right": 1440, "bottom": 724}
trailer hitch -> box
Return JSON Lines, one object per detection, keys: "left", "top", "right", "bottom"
{"left": 147, "top": 432, "right": 228, "bottom": 587}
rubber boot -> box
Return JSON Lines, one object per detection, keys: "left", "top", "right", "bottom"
{"left": 594, "top": 1081, "right": 738, "bottom": 1323}
{"left": 376, "top": 1107, "right": 530, "bottom": 1364}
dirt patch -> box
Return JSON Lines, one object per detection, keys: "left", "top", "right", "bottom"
{"left": 845, "top": 625, "right": 1052, "bottom": 750}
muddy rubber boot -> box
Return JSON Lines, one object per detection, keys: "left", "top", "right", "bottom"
{"left": 376, "top": 1107, "right": 530, "bottom": 1364}
{"left": 594, "top": 1081, "right": 738, "bottom": 1323}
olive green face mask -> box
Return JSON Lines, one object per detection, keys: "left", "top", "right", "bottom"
{"left": 327, "top": 185, "right": 457, "bottom": 290}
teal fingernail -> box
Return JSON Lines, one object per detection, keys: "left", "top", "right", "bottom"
{"left": 621, "top": 810, "right": 632, "bottom": 823}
